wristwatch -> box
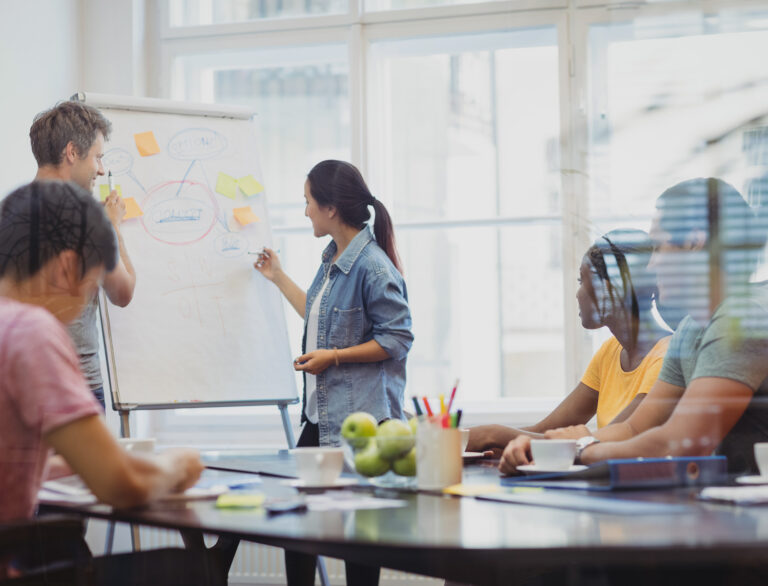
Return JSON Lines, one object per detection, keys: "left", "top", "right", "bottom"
{"left": 575, "top": 436, "right": 600, "bottom": 463}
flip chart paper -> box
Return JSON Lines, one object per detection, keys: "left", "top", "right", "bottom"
{"left": 237, "top": 175, "right": 265, "bottom": 196}
{"left": 216, "top": 172, "right": 238, "bottom": 199}
{"left": 134, "top": 131, "right": 161, "bottom": 156}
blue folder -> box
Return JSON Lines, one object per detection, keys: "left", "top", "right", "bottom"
{"left": 500, "top": 456, "right": 728, "bottom": 491}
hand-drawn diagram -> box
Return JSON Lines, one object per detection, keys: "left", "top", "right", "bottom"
{"left": 104, "top": 127, "right": 253, "bottom": 255}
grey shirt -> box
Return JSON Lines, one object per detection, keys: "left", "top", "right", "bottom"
{"left": 66, "top": 294, "right": 102, "bottom": 389}
{"left": 659, "top": 284, "right": 768, "bottom": 473}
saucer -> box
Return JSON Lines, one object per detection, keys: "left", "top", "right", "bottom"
{"left": 735, "top": 475, "right": 768, "bottom": 485}
{"left": 517, "top": 464, "right": 587, "bottom": 475}
{"left": 463, "top": 452, "right": 486, "bottom": 459}
{"left": 283, "top": 478, "right": 358, "bottom": 489}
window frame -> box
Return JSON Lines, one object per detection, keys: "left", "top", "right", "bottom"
{"left": 139, "top": 0, "right": 766, "bottom": 442}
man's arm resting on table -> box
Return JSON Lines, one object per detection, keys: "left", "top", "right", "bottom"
{"left": 582, "top": 377, "right": 754, "bottom": 464}
{"left": 45, "top": 415, "right": 202, "bottom": 508}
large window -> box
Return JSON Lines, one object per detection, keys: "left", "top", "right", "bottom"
{"left": 155, "top": 0, "right": 768, "bottom": 437}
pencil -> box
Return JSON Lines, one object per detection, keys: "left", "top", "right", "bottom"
{"left": 422, "top": 397, "right": 433, "bottom": 417}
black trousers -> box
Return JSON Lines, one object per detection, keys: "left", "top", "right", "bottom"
{"left": 284, "top": 421, "right": 381, "bottom": 586}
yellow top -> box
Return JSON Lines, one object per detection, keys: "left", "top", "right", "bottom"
{"left": 581, "top": 336, "right": 671, "bottom": 428}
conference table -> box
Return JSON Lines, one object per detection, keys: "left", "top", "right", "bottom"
{"left": 41, "top": 451, "right": 768, "bottom": 585}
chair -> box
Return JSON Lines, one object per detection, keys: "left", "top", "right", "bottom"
{"left": 0, "top": 514, "right": 94, "bottom": 585}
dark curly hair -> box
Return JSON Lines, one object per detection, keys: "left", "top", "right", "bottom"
{"left": 0, "top": 181, "right": 117, "bottom": 281}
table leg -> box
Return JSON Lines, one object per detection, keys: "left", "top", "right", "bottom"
{"left": 180, "top": 529, "right": 239, "bottom": 584}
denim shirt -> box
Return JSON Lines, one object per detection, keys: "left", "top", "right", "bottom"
{"left": 302, "top": 226, "right": 413, "bottom": 446}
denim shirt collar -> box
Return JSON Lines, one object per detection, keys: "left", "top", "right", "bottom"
{"left": 321, "top": 226, "right": 373, "bottom": 275}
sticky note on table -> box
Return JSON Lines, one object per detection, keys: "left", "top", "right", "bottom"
{"left": 237, "top": 175, "right": 265, "bottom": 197}
{"left": 233, "top": 206, "right": 260, "bottom": 226}
{"left": 443, "top": 483, "right": 502, "bottom": 497}
{"left": 134, "top": 131, "right": 160, "bottom": 157}
{"left": 216, "top": 172, "right": 238, "bottom": 199}
{"left": 216, "top": 493, "right": 265, "bottom": 509}
{"left": 123, "top": 197, "right": 143, "bottom": 220}
{"left": 99, "top": 184, "right": 123, "bottom": 201}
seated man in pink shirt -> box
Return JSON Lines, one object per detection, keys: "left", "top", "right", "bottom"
{"left": 0, "top": 181, "right": 215, "bottom": 583}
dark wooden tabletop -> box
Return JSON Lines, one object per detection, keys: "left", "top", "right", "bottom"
{"left": 42, "top": 453, "right": 768, "bottom": 585}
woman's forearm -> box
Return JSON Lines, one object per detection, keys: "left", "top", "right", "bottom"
{"left": 337, "top": 339, "right": 390, "bottom": 363}
{"left": 272, "top": 271, "right": 307, "bottom": 317}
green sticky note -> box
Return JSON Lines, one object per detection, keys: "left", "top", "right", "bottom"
{"left": 99, "top": 184, "right": 123, "bottom": 201}
{"left": 216, "top": 493, "right": 265, "bottom": 509}
{"left": 216, "top": 172, "right": 238, "bottom": 199}
{"left": 237, "top": 175, "right": 265, "bottom": 197}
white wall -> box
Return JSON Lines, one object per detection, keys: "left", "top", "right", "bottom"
{"left": 0, "top": 0, "right": 81, "bottom": 196}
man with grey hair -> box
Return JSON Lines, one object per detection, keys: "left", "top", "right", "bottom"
{"left": 31, "top": 101, "right": 137, "bottom": 409}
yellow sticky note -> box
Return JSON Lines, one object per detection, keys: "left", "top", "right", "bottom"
{"left": 216, "top": 493, "right": 265, "bottom": 509}
{"left": 237, "top": 175, "right": 265, "bottom": 197}
{"left": 99, "top": 184, "right": 123, "bottom": 201}
{"left": 233, "top": 206, "right": 260, "bottom": 226}
{"left": 123, "top": 197, "right": 143, "bottom": 220}
{"left": 216, "top": 172, "right": 238, "bottom": 199}
{"left": 134, "top": 131, "right": 160, "bottom": 157}
{"left": 443, "top": 483, "right": 502, "bottom": 497}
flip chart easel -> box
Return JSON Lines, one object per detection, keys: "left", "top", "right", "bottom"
{"left": 72, "top": 92, "right": 299, "bottom": 441}
{"left": 74, "top": 92, "right": 304, "bottom": 563}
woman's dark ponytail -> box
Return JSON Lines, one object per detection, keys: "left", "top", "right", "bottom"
{"left": 370, "top": 198, "right": 402, "bottom": 274}
{"left": 307, "top": 160, "right": 403, "bottom": 274}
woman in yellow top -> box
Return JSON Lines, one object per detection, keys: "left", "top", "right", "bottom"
{"left": 468, "top": 229, "right": 671, "bottom": 454}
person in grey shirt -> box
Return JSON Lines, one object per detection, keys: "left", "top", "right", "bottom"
{"left": 30, "top": 101, "right": 137, "bottom": 409}
{"left": 501, "top": 178, "right": 768, "bottom": 475}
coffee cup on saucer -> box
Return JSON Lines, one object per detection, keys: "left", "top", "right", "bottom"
{"left": 530, "top": 439, "right": 577, "bottom": 470}
{"left": 290, "top": 447, "right": 345, "bottom": 486}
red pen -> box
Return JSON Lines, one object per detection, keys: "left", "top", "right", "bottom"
{"left": 446, "top": 378, "right": 459, "bottom": 413}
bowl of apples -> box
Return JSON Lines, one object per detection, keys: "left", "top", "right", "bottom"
{"left": 341, "top": 412, "right": 418, "bottom": 488}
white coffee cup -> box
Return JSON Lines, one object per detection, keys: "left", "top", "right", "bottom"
{"left": 459, "top": 429, "right": 471, "bottom": 454}
{"left": 754, "top": 443, "right": 768, "bottom": 477}
{"left": 530, "top": 439, "right": 577, "bottom": 470}
{"left": 118, "top": 437, "right": 156, "bottom": 454}
{"left": 290, "top": 447, "right": 345, "bottom": 486}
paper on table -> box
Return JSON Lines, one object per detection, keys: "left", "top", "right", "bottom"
{"left": 40, "top": 475, "right": 230, "bottom": 505}
{"left": 99, "top": 184, "right": 123, "bottom": 201}
{"left": 237, "top": 175, "right": 265, "bottom": 197}
{"left": 216, "top": 173, "right": 238, "bottom": 199}
{"left": 123, "top": 197, "right": 143, "bottom": 220}
{"left": 699, "top": 485, "right": 768, "bottom": 505}
{"left": 233, "top": 206, "right": 260, "bottom": 226}
{"left": 134, "top": 131, "right": 161, "bottom": 157}
{"left": 305, "top": 492, "right": 406, "bottom": 512}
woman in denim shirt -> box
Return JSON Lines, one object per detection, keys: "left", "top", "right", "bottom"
{"left": 255, "top": 160, "right": 412, "bottom": 586}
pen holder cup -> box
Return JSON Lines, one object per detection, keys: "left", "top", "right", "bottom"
{"left": 416, "top": 425, "right": 462, "bottom": 490}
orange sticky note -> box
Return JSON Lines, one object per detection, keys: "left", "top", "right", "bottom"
{"left": 123, "top": 197, "right": 143, "bottom": 220}
{"left": 134, "top": 131, "right": 160, "bottom": 157}
{"left": 99, "top": 184, "right": 123, "bottom": 201}
{"left": 233, "top": 206, "right": 260, "bottom": 226}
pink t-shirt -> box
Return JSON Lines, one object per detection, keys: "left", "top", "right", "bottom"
{"left": 0, "top": 298, "right": 101, "bottom": 522}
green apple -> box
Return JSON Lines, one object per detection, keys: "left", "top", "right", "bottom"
{"left": 392, "top": 447, "right": 416, "bottom": 476}
{"left": 341, "top": 412, "right": 378, "bottom": 449}
{"left": 354, "top": 439, "right": 390, "bottom": 477}
{"left": 408, "top": 417, "right": 418, "bottom": 435}
{"left": 377, "top": 419, "right": 415, "bottom": 461}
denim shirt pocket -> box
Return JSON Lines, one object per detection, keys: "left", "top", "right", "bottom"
{"left": 328, "top": 307, "right": 363, "bottom": 348}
